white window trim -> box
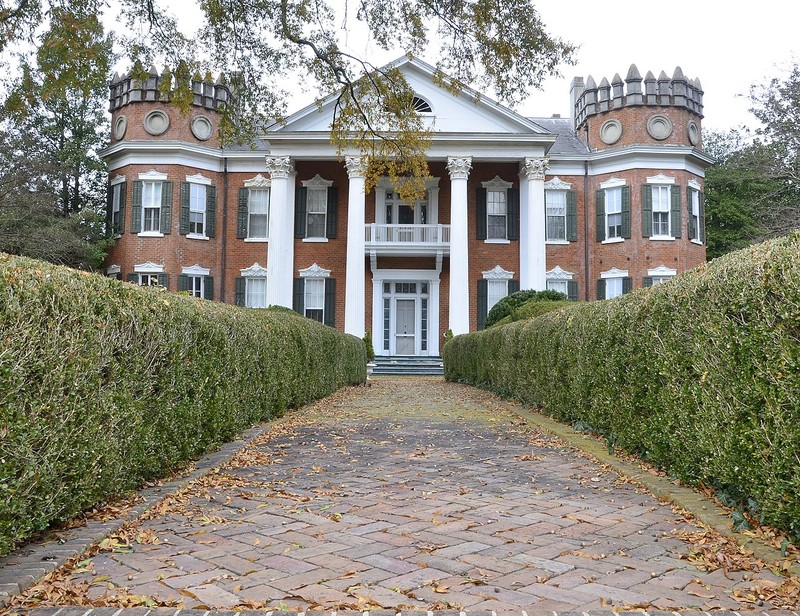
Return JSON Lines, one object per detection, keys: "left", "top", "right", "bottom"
{"left": 302, "top": 174, "right": 333, "bottom": 240}
{"left": 106, "top": 264, "right": 121, "bottom": 276}
{"left": 244, "top": 237, "right": 268, "bottom": 243}
{"left": 599, "top": 177, "right": 626, "bottom": 189}
{"left": 688, "top": 181, "right": 704, "bottom": 245}
{"left": 647, "top": 179, "right": 674, "bottom": 239}
{"left": 601, "top": 267, "right": 629, "bottom": 279}
{"left": 601, "top": 236, "right": 624, "bottom": 245}
{"left": 543, "top": 176, "right": 573, "bottom": 190}
{"left": 482, "top": 265, "right": 515, "bottom": 280}
{"left": 648, "top": 265, "right": 677, "bottom": 277}
{"left": 240, "top": 263, "right": 268, "bottom": 277}
{"left": 185, "top": 172, "right": 212, "bottom": 186}
{"left": 245, "top": 182, "right": 270, "bottom": 240}
{"left": 244, "top": 174, "right": 271, "bottom": 188}
{"left": 484, "top": 239, "right": 511, "bottom": 244}
{"left": 134, "top": 261, "right": 164, "bottom": 274}
{"left": 182, "top": 264, "right": 211, "bottom": 276}
{"left": 138, "top": 231, "right": 165, "bottom": 238}
{"left": 187, "top": 234, "right": 210, "bottom": 241}
{"left": 299, "top": 263, "right": 331, "bottom": 278}
{"left": 546, "top": 265, "right": 574, "bottom": 281}
{"left": 110, "top": 174, "right": 126, "bottom": 186}
{"left": 688, "top": 178, "right": 702, "bottom": 190}
{"left": 646, "top": 173, "right": 676, "bottom": 185}
{"left": 302, "top": 237, "right": 329, "bottom": 243}
{"left": 483, "top": 175, "right": 513, "bottom": 243}
{"left": 545, "top": 188, "right": 568, "bottom": 243}
{"left": 602, "top": 181, "right": 626, "bottom": 243}
{"left": 138, "top": 169, "right": 168, "bottom": 181}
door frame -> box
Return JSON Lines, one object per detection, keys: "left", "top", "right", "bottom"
{"left": 393, "top": 296, "right": 417, "bottom": 356}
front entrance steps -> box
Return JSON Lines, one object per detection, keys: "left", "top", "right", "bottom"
{"left": 372, "top": 355, "right": 444, "bottom": 376}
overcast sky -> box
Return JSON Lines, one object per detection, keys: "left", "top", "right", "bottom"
{"left": 329, "top": 0, "right": 799, "bottom": 133}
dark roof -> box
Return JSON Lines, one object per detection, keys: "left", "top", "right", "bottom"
{"left": 529, "top": 117, "right": 589, "bottom": 155}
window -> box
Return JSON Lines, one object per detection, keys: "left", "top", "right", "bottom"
{"left": 596, "top": 179, "right": 629, "bottom": 242}
{"left": 487, "top": 279, "right": 508, "bottom": 311}
{"left": 248, "top": 188, "right": 270, "bottom": 239}
{"left": 294, "top": 265, "right": 335, "bottom": 327}
{"left": 545, "top": 190, "right": 567, "bottom": 241}
{"left": 652, "top": 185, "right": 671, "bottom": 236}
{"left": 598, "top": 268, "right": 631, "bottom": 300}
{"left": 487, "top": 190, "right": 507, "bottom": 240}
{"left": 688, "top": 185, "right": 705, "bottom": 243}
{"left": 110, "top": 183, "right": 123, "bottom": 234}
{"left": 477, "top": 176, "right": 518, "bottom": 242}
{"left": 142, "top": 181, "right": 162, "bottom": 233}
{"left": 547, "top": 279, "right": 568, "bottom": 295}
{"left": 236, "top": 264, "right": 268, "bottom": 307}
{"left": 246, "top": 277, "right": 267, "bottom": 308}
{"left": 644, "top": 266, "right": 677, "bottom": 288}
{"left": 304, "top": 279, "right": 325, "bottom": 322}
{"left": 189, "top": 184, "right": 206, "bottom": 235}
{"left": 477, "top": 266, "right": 518, "bottom": 330}
{"left": 128, "top": 262, "right": 167, "bottom": 288}
{"left": 179, "top": 265, "right": 213, "bottom": 299}
{"left": 606, "top": 187, "right": 622, "bottom": 239}
{"left": 306, "top": 188, "right": 327, "bottom": 238}
{"left": 546, "top": 266, "right": 579, "bottom": 301}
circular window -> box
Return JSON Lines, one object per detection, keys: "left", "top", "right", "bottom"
{"left": 190, "top": 115, "right": 213, "bottom": 141}
{"left": 647, "top": 115, "right": 673, "bottom": 140}
{"left": 144, "top": 110, "right": 170, "bottom": 135}
{"left": 114, "top": 115, "right": 127, "bottom": 140}
{"left": 687, "top": 121, "right": 700, "bottom": 146}
{"left": 599, "top": 119, "right": 622, "bottom": 145}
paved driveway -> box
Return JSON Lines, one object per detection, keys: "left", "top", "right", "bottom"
{"left": 13, "top": 379, "right": 792, "bottom": 613}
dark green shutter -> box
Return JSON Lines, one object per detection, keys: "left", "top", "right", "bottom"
{"left": 687, "top": 187, "right": 697, "bottom": 240}
{"left": 507, "top": 188, "right": 520, "bottom": 241}
{"left": 621, "top": 186, "right": 631, "bottom": 239}
{"left": 106, "top": 184, "right": 113, "bottom": 236}
{"left": 597, "top": 278, "right": 606, "bottom": 300}
{"left": 567, "top": 280, "right": 579, "bottom": 301}
{"left": 670, "top": 186, "right": 682, "bottom": 238}
{"left": 157, "top": 272, "right": 168, "bottom": 288}
{"left": 324, "top": 278, "right": 336, "bottom": 327}
{"left": 295, "top": 187, "right": 307, "bottom": 239}
{"left": 236, "top": 188, "right": 249, "bottom": 238}
{"left": 127, "top": 273, "right": 138, "bottom": 283}
{"left": 206, "top": 186, "right": 216, "bottom": 238}
{"left": 595, "top": 190, "right": 605, "bottom": 241}
{"left": 643, "top": 277, "right": 654, "bottom": 288}
{"left": 622, "top": 277, "right": 632, "bottom": 294}
{"left": 641, "top": 185, "right": 653, "bottom": 237}
{"left": 160, "top": 181, "right": 173, "bottom": 234}
{"left": 508, "top": 279, "right": 520, "bottom": 294}
{"left": 235, "top": 277, "right": 246, "bottom": 306}
{"left": 131, "top": 180, "right": 142, "bottom": 232}
{"left": 179, "top": 182, "right": 190, "bottom": 235}
{"left": 118, "top": 183, "right": 126, "bottom": 234}
{"left": 326, "top": 186, "right": 338, "bottom": 238}
{"left": 699, "top": 192, "right": 706, "bottom": 243}
{"left": 476, "top": 188, "right": 487, "bottom": 240}
{"left": 566, "top": 190, "right": 578, "bottom": 241}
{"left": 203, "top": 276, "right": 214, "bottom": 300}
{"left": 178, "top": 273, "right": 189, "bottom": 292}
{"left": 293, "top": 278, "right": 304, "bottom": 314}
{"left": 477, "top": 279, "right": 488, "bottom": 330}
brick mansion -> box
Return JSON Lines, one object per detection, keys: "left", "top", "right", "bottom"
{"left": 103, "top": 57, "right": 712, "bottom": 357}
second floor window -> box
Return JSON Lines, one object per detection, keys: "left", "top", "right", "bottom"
{"left": 606, "top": 187, "right": 622, "bottom": 239}
{"left": 142, "top": 181, "right": 162, "bottom": 232}
{"left": 249, "top": 188, "right": 269, "bottom": 239}
{"left": 546, "top": 191, "right": 566, "bottom": 241}
{"left": 306, "top": 189, "right": 327, "bottom": 238}
{"left": 487, "top": 189, "right": 507, "bottom": 239}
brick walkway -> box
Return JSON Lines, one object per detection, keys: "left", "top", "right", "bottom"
{"left": 8, "top": 379, "right": 794, "bottom": 614}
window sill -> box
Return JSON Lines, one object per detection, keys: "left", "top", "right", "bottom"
{"left": 649, "top": 236, "right": 675, "bottom": 241}
{"left": 302, "top": 237, "right": 329, "bottom": 243}
{"left": 187, "top": 234, "right": 210, "bottom": 241}
{"left": 691, "top": 238, "right": 704, "bottom": 246}
{"left": 601, "top": 237, "right": 624, "bottom": 244}
{"left": 138, "top": 231, "right": 164, "bottom": 238}
{"left": 244, "top": 237, "right": 268, "bottom": 243}
{"left": 484, "top": 239, "right": 511, "bottom": 244}
{"left": 113, "top": 234, "right": 122, "bottom": 240}
{"left": 545, "top": 239, "right": 570, "bottom": 245}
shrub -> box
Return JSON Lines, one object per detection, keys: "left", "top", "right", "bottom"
{"left": 445, "top": 232, "right": 800, "bottom": 540}
{"left": 493, "top": 299, "right": 573, "bottom": 327}
{"left": 363, "top": 331, "right": 375, "bottom": 361}
{"left": 0, "top": 254, "right": 365, "bottom": 555}
{"left": 484, "top": 289, "right": 566, "bottom": 328}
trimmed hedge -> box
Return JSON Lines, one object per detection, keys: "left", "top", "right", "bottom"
{"left": 0, "top": 254, "right": 365, "bottom": 554}
{"left": 493, "top": 299, "right": 573, "bottom": 327}
{"left": 445, "top": 232, "right": 800, "bottom": 540}
{"left": 484, "top": 289, "right": 567, "bottom": 329}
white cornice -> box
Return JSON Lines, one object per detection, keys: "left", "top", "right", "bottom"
{"left": 240, "top": 263, "right": 268, "bottom": 277}
{"left": 182, "top": 264, "right": 211, "bottom": 276}
{"left": 244, "top": 174, "right": 271, "bottom": 188}
{"left": 543, "top": 176, "right": 572, "bottom": 190}
{"left": 138, "top": 169, "right": 168, "bottom": 181}
{"left": 688, "top": 178, "right": 702, "bottom": 190}
{"left": 601, "top": 267, "right": 629, "bottom": 279}
{"left": 110, "top": 174, "right": 126, "bottom": 186}
{"left": 646, "top": 173, "right": 676, "bottom": 184}
{"left": 648, "top": 265, "right": 677, "bottom": 277}
{"left": 134, "top": 261, "right": 164, "bottom": 273}
{"left": 546, "top": 266, "right": 574, "bottom": 280}
{"left": 482, "top": 265, "right": 514, "bottom": 280}
{"left": 299, "top": 263, "right": 331, "bottom": 278}
{"left": 482, "top": 176, "right": 513, "bottom": 190}
{"left": 599, "top": 177, "right": 627, "bottom": 189}
{"left": 301, "top": 174, "right": 333, "bottom": 189}
{"left": 186, "top": 172, "right": 213, "bottom": 185}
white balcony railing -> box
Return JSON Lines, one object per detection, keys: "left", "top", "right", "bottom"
{"left": 365, "top": 224, "right": 451, "bottom": 247}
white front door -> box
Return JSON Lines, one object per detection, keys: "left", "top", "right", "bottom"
{"left": 395, "top": 298, "right": 416, "bottom": 355}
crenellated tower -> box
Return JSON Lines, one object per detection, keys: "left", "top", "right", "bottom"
{"left": 570, "top": 64, "right": 704, "bottom": 151}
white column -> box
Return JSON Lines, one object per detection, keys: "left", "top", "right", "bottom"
{"left": 265, "top": 156, "right": 295, "bottom": 307}
{"left": 446, "top": 156, "right": 472, "bottom": 335}
{"left": 429, "top": 279, "right": 441, "bottom": 355}
{"left": 520, "top": 157, "right": 548, "bottom": 290}
{"left": 344, "top": 156, "right": 368, "bottom": 336}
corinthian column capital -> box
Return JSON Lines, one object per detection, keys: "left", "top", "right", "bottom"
{"left": 264, "top": 156, "right": 294, "bottom": 178}
{"left": 446, "top": 156, "right": 472, "bottom": 180}
{"left": 520, "top": 157, "right": 549, "bottom": 181}
{"left": 345, "top": 155, "right": 369, "bottom": 178}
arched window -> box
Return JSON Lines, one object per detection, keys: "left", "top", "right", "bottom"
{"left": 411, "top": 96, "right": 432, "bottom": 113}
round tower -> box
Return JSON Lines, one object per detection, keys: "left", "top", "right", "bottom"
{"left": 109, "top": 63, "right": 230, "bottom": 148}
{"left": 571, "top": 64, "right": 703, "bottom": 151}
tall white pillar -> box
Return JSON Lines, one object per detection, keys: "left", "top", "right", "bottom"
{"left": 265, "top": 156, "right": 295, "bottom": 307}
{"left": 344, "top": 156, "right": 367, "bottom": 336}
{"left": 520, "top": 157, "right": 548, "bottom": 290}
{"left": 446, "top": 156, "right": 472, "bottom": 335}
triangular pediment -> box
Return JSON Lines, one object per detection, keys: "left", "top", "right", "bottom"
{"left": 272, "top": 56, "right": 550, "bottom": 136}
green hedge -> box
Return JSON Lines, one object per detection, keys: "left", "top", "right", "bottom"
{"left": 445, "top": 232, "right": 800, "bottom": 539}
{"left": 484, "top": 289, "right": 567, "bottom": 328}
{"left": 0, "top": 254, "right": 365, "bottom": 554}
{"left": 492, "top": 299, "right": 573, "bottom": 327}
